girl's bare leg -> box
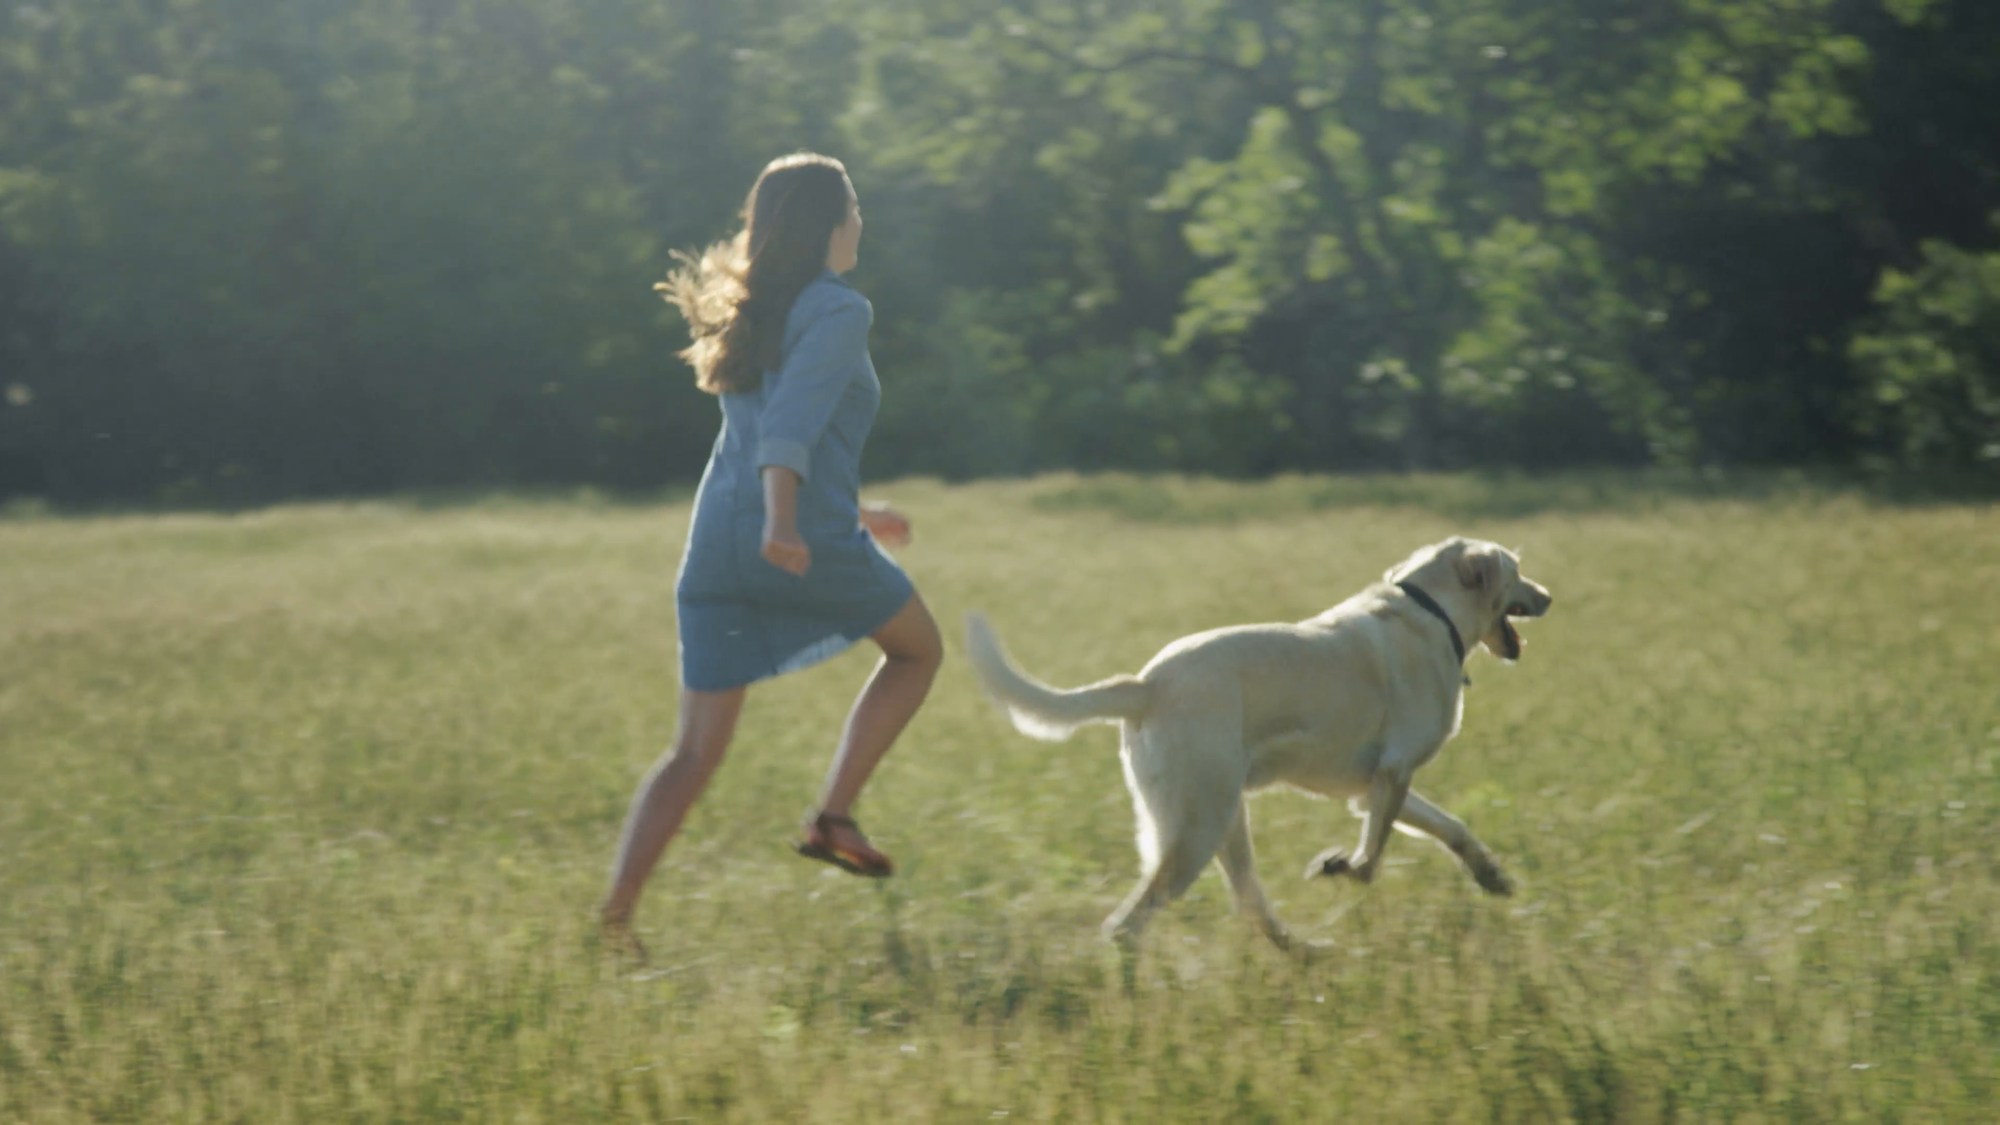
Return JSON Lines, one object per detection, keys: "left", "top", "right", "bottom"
{"left": 599, "top": 686, "right": 747, "bottom": 936}
{"left": 811, "top": 594, "right": 943, "bottom": 856}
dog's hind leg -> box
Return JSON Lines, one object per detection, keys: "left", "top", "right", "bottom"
{"left": 1102, "top": 820, "right": 1231, "bottom": 945}
{"left": 1214, "top": 800, "right": 1309, "bottom": 953}
{"left": 1102, "top": 717, "right": 1242, "bottom": 946}
{"left": 1393, "top": 790, "right": 1512, "bottom": 896}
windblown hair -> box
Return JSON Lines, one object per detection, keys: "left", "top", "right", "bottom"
{"left": 657, "top": 153, "right": 855, "bottom": 395}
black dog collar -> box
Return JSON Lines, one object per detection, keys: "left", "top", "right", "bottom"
{"left": 1395, "top": 581, "right": 1470, "bottom": 682}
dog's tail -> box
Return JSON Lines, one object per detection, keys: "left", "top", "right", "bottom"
{"left": 963, "top": 612, "right": 1152, "bottom": 741}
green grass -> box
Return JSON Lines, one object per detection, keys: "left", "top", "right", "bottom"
{"left": 3, "top": 473, "right": 1996, "bottom": 1122}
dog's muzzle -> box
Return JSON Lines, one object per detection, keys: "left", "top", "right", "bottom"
{"left": 1496, "top": 588, "right": 1552, "bottom": 661}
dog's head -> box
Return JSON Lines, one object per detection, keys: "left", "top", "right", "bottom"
{"left": 1385, "top": 537, "right": 1553, "bottom": 663}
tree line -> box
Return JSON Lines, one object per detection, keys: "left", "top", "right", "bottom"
{"left": 1, "top": 0, "right": 1995, "bottom": 505}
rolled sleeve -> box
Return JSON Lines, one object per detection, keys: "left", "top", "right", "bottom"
{"left": 754, "top": 436, "right": 813, "bottom": 481}
{"left": 754, "top": 295, "right": 871, "bottom": 484}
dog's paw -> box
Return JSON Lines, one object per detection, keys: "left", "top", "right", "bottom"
{"left": 1306, "top": 846, "right": 1354, "bottom": 880}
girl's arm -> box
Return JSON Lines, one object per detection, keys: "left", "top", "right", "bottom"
{"left": 754, "top": 295, "right": 870, "bottom": 488}
{"left": 761, "top": 466, "right": 810, "bottom": 575}
{"left": 859, "top": 503, "right": 911, "bottom": 547}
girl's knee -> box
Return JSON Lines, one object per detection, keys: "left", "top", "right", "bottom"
{"left": 665, "top": 729, "right": 732, "bottom": 775}
{"left": 905, "top": 623, "right": 945, "bottom": 671}
{"left": 879, "top": 599, "right": 945, "bottom": 670}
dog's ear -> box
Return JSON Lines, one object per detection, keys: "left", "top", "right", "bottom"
{"left": 1455, "top": 544, "right": 1502, "bottom": 594}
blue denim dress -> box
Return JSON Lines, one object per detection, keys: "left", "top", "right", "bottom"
{"left": 674, "top": 270, "right": 914, "bottom": 691}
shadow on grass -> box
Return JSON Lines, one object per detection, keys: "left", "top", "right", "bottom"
{"left": 1025, "top": 467, "right": 2000, "bottom": 524}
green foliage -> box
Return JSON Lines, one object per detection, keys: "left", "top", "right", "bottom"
{"left": 1156, "top": 109, "right": 1328, "bottom": 347}
{"left": 852, "top": 0, "right": 1971, "bottom": 474}
{"left": 1445, "top": 219, "right": 1682, "bottom": 462}
{"left": 0, "top": 0, "right": 1996, "bottom": 500}
{"left": 1851, "top": 225, "right": 2000, "bottom": 469}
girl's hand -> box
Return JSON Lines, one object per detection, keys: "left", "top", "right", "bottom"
{"left": 859, "top": 504, "right": 912, "bottom": 548}
{"left": 762, "top": 524, "right": 811, "bottom": 576}
{"left": 758, "top": 465, "right": 809, "bottom": 575}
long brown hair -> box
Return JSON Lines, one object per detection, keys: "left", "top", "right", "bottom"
{"left": 657, "top": 153, "right": 855, "bottom": 395}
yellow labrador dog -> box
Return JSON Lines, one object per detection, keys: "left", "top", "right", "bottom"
{"left": 965, "top": 537, "right": 1552, "bottom": 953}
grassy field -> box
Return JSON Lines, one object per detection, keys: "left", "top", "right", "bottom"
{"left": 2, "top": 473, "right": 1996, "bottom": 1122}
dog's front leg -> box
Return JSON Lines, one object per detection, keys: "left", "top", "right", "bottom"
{"left": 1394, "top": 790, "right": 1512, "bottom": 896}
{"left": 1308, "top": 765, "right": 1411, "bottom": 885}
